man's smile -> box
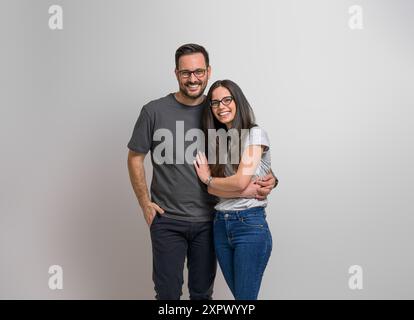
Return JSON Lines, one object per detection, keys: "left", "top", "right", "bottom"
{"left": 186, "top": 83, "right": 201, "bottom": 91}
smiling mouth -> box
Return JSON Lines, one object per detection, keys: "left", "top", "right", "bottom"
{"left": 186, "top": 83, "right": 201, "bottom": 90}
{"left": 218, "top": 111, "right": 231, "bottom": 116}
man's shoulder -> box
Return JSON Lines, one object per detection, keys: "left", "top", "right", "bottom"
{"left": 142, "top": 93, "right": 173, "bottom": 114}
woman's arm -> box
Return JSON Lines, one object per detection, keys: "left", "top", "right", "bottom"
{"left": 207, "top": 186, "right": 243, "bottom": 198}
{"left": 210, "top": 145, "right": 263, "bottom": 191}
{"left": 207, "top": 178, "right": 261, "bottom": 199}
{"left": 194, "top": 145, "right": 264, "bottom": 192}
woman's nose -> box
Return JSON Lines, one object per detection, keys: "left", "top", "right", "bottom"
{"left": 218, "top": 103, "right": 228, "bottom": 110}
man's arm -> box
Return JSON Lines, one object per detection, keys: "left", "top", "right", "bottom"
{"left": 269, "top": 168, "right": 279, "bottom": 188}
{"left": 255, "top": 169, "right": 278, "bottom": 198}
{"left": 127, "top": 150, "right": 164, "bottom": 226}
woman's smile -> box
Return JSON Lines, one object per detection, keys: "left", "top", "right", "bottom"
{"left": 217, "top": 110, "right": 232, "bottom": 118}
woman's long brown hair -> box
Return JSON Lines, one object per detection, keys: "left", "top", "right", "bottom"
{"left": 203, "top": 80, "right": 257, "bottom": 177}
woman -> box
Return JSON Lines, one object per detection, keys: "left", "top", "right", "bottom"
{"left": 193, "top": 79, "right": 273, "bottom": 300}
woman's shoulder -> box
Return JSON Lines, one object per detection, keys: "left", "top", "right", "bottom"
{"left": 250, "top": 125, "right": 269, "bottom": 140}
{"left": 250, "top": 125, "right": 268, "bottom": 135}
{"left": 246, "top": 125, "right": 270, "bottom": 148}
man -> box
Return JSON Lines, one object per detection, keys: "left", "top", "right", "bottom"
{"left": 127, "top": 44, "right": 277, "bottom": 300}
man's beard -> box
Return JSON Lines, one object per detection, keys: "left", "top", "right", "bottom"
{"left": 180, "top": 80, "right": 207, "bottom": 100}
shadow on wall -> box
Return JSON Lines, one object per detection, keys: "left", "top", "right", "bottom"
{"left": 23, "top": 106, "right": 234, "bottom": 299}
{"left": 48, "top": 129, "right": 155, "bottom": 299}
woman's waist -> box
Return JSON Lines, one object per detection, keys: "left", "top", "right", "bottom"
{"left": 214, "top": 205, "right": 266, "bottom": 220}
{"left": 214, "top": 197, "right": 267, "bottom": 211}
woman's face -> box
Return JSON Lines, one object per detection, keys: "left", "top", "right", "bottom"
{"left": 210, "top": 86, "right": 237, "bottom": 128}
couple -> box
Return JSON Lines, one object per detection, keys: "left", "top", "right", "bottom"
{"left": 127, "top": 44, "right": 278, "bottom": 300}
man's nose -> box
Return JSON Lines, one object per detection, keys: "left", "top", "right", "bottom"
{"left": 189, "top": 72, "right": 198, "bottom": 82}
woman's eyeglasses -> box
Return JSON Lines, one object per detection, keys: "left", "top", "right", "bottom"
{"left": 210, "top": 96, "right": 234, "bottom": 109}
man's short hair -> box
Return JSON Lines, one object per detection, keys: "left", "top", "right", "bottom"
{"left": 175, "top": 43, "right": 209, "bottom": 69}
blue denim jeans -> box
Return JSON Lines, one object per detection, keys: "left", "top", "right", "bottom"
{"left": 213, "top": 206, "right": 272, "bottom": 300}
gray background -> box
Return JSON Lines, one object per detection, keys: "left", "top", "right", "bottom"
{"left": 1, "top": 0, "right": 413, "bottom": 299}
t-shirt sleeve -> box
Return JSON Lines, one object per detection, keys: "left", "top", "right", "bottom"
{"left": 127, "top": 107, "right": 153, "bottom": 154}
{"left": 247, "top": 126, "right": 270, "bottom": 152}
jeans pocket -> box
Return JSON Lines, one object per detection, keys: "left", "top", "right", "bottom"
{"left": 150, "top": 214, "right": 159, "bottom": 229}
{"left": 213, "top": 213, "right": 218, "bottom": 224}
{"left": 239, "top": 215, "right": 266, "bottom": 228}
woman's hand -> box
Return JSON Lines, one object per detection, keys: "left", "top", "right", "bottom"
{"left": 193, "top": 151, "right": 211, "bottom": 184}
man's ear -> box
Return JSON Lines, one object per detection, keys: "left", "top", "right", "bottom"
{"left": 207, "top": 65, "right": 212, "bottom": 80}
{"left": 174, "top": 68, "right": 179, "bottom": 81}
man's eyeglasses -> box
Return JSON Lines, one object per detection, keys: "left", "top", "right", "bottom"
{"left": 177, "top": 68, "right": 207, "bottom": 79}
{"left": 210, "top": 96, "right": 234, "bottom": 109}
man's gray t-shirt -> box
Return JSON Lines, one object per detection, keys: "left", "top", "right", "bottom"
{"left": 127, "top": 93, "right": 218, "bottom": 222}
{"left": 214, "top": 126, "right": 271, "bottom": 212}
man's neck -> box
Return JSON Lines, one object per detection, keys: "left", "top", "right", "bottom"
{"left": 174, "top": 91, "right": 205, "bottom": 106}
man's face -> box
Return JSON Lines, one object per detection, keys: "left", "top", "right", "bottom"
{"left": 175, "top": 53, "right": 211, "bottom": 100}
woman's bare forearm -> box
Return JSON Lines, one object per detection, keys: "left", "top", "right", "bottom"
{"left": 207, "top": 186, "right": 242, "bottom": 199}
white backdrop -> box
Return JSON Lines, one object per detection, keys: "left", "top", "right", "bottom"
{"left": 1, "top": 0, "right": 413, "bottom": 299}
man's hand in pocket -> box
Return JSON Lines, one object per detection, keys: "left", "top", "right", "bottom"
{"left": 141, "top": 201, "right": 165, "bottom": 227}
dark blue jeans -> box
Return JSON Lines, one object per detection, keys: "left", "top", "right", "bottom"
{"left": 150, "top": 213, "right": 217, "bottom": 300}
{"left": 214, "top": 206, "right": 272, "bottom": 300}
